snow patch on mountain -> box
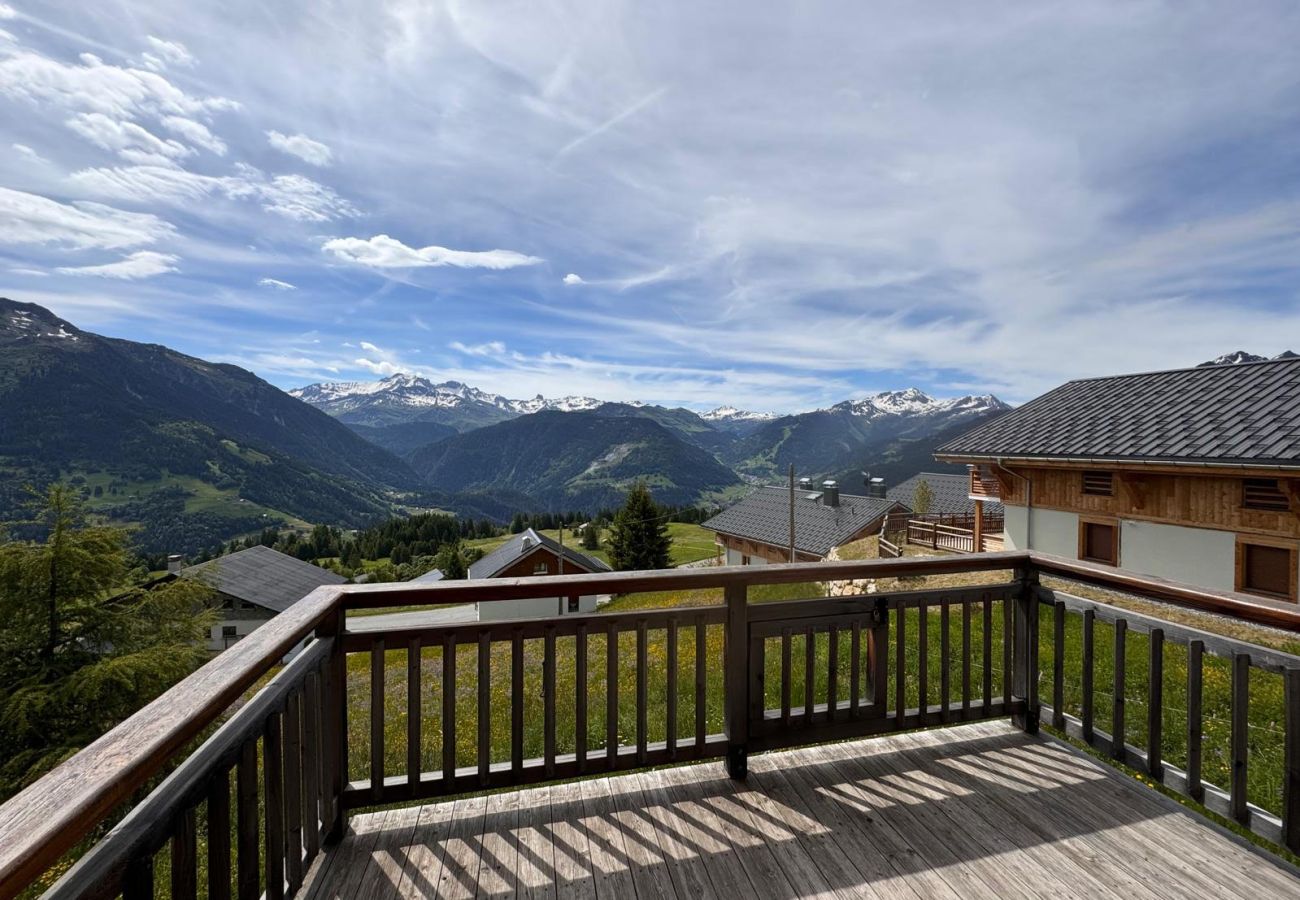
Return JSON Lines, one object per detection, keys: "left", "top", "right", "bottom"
{"left": 827, "top": 388, "right": 1007, "bottom": 419}
{"left": 1198, "top": 350, "right": 1298, "bottom": 367}
{"left": 701, "top": 406, "right": 777, "bottom": 423}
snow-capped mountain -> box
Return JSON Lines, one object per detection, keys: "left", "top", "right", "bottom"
{"left": 701, "top": 406, "right": 777, "bottom": 423}
{"left": 1198, "top": 350, "right": 1298, "bottom": 367}
{"left": 509, "top": 394, "right": 606, "bottom": 414}
{"left": 826, "top": 388, "right": 1008, "bottom": 419}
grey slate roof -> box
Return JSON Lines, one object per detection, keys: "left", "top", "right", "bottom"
{"left": 887, "top": 473, "right": 979, "bottom": 517}
{"left": 938, "top": 357, "right": 1300, "bottom": 467}
{"left": 180, "top": 545, "right": 346, "bottom": 613}
{"left": 468, "top": 528, "right": 611, "bottom": 580}
{"left": 408, "top": 568, "right": 445, "bottom": 584}
{"left": 702, "top": 486, "right": 906, "bottom": 557}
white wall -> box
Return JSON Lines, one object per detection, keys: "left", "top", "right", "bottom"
{"left": 1118, "top": 520, "right": 1237, "bottom": 592}
{"left": 1003, "top": 505, "right": 1028, "bottom": 550}
{"left": 1021, "top": 507, "right": 1080, "bottom": 559}
{"left": 209, "top": 617, "right": 261, "bottom": 652}
{"left": 725, "top": 547, "right": 768, "bottom": 565}
{"left": 477, "top": 594, "right": 600, "bottom": 622}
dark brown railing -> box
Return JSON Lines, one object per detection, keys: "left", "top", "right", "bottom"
{"left": 1, "top": 552, "right": 1299, "bottom": 900}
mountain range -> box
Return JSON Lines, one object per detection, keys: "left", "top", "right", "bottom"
{"left": 1198, "top": 350, "right": 1298, "bottom": 367}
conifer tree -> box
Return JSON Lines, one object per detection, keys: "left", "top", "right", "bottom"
{"left": 607, "top": 482, "right": 671, "bottom": 571}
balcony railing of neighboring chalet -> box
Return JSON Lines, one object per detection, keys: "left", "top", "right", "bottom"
{"left": 2, "top": 553, "right": 1300, "bottom": 899}
{"left": 969, "top": 465, "right": 1001, "bottom": 500}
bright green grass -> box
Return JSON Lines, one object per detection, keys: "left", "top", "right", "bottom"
{"left": 463, "top": 522, "right": 718, "bottom": 568}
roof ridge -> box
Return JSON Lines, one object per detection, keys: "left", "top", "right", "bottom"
{"left": 1060, "top": 354, "right": 1300, "bottom": 386}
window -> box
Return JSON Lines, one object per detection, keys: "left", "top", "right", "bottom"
{"left": 1082, "top": 471, "right": 1113, "bottom": 496}
{"left": 222, "top": 625, "right": 237, "bottom": 637}
{"left": 1243, "top": 478, "right": 1290, "bottom": 512}
{"left": 533, "top": 561, "right": 549, "bottom": 575}
{"left": 1237, "top": 539, "right": 1295, "bottom": 600}
{"left": 741, "top": 554, "right": 751, "bottom": 566}
{"left": 1079, "top": 520, "right": 1118, "bottom": 565}
{"left": 567, "top": 596, "right": 580, "bottom": 613}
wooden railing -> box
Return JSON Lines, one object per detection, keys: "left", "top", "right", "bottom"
{"left": 970, "top": 465, "right": 1001, "bottom": 500}
{"left": 2, "top": 552, "right": 1300, "bottom": 899}
{"left": 906, "top": 516, "right": 1004, "bottom": 553}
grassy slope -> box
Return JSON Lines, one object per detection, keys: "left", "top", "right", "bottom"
{"left": 463, "top": 522, "right": 718, "bottom": 569}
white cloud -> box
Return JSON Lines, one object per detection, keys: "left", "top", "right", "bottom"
{"left": 0, "top": 186, "right": 174, "bottom": 250}
{"left": 11, "top": 142, "right": 44, "bottom": 162}
{"left": 322, "top": 234, "right": 542, "bottom": 269}
{"left": 258, "top": 277, "right": 296, "bottom": 290}
{"left": 140, "top": 36, "right": 195, "bottom": 72}
{"left": 562, "top": 273, "right": 583, "bottom": 285}
{"left": 266, "top": 130, "right": 332, "bottom": 166}
{"left": 56, "top": 250, "right": 179, "bottom": 279}
{"left": 450, "top": 340, "right": 508, "bottom": 357}
{"left": 0, "top": 27, "right": 13, "bottom": 43}
{"left": 160, "top": 115, "right": 227, "bottom": 155}
{"left": 71, "top": 164, "right": 358, "bottom": 222}
{"left": 65, "top": 112, "right": 192, "bottom": 165}
{"left": 0, "top": 4, "right": 15, "bottom": 19}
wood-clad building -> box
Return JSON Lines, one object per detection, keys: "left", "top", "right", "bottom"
{"left": 467, "top": 528, "right": 611, "bottom": 620}
{"left": 937, "top": 357, "right": 1300, "bottom": 603}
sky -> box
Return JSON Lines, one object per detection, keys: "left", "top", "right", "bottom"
{"left": 3, "top": 1, "right": 1300, "bottom": 412}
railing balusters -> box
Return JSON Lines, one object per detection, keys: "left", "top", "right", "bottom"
{"left": 170, "top": 806, "right": 197, "bottom": 900}
{"left": 237, "top": 740, "right": 259, "bottom": 900}
{"left": 406, "top": 639, "right": 421, "bottom": 789}
{"left": 369, "top": 640, "right": 384, "bottom": 803}
{"left": 1187, "top": 639, "right": 1204, "bottom": 802}
{"left": 1002, "top": 596, "right": 1012, "bottom": 708}
{"left": 827, "top": 625, "right": 839, "bottom": 722}
{"left": 918, "top": 604, "right": 929, "bottom": 722}
{"left": 442, "top": 634, "right": 456, "bottom": 783}
{"left": 804, "top": 626, "right": 816, "bottom": 726}
{"left": 781, "top": 628, "right": 793, "bottom": 725}
{"left": 577, "top": 625, "right": 589, "bottom": 770}
{"left": 961, "top": 602, "right": 971, "bottom": 719}
{"left": 1082, "top": 609, "right": 1095, "bottom": 743}
{"left": 1112, "top": 619, "right": 1127, "bottom": 760}
{"left": 695, "top": 614, "right": 706, "bottom": 752}
{"left": 478, "top": 631, "right": 491, "bottom": 785}
{"left": 636, "top": 619, "right": 649, "bottom": 765}
{"left": 512, "top": 629, "right": 524, "bottom": 777}
{"left": 1052, "top": 601, "right": 1065, "bottom": 729}
{"left": 122, "top": 855, "right": 153, "bottom": 900}
{"left": 725, "top": 583, "right": 750, "bottom": 779}
{"left": 264, "top": 713, "right": 284, "bottom": 900}
{"left": 1147, "top": 629, "right": 1164, "bottom": 779}
{"left": 666, "top": 620, "right": 678, "bottom": 758}
{"left": 895, "top": 606, "right": 906, "bottom": 721}
{"left": 982, "top": 597, "right": 992, "bottom": 710}
{"left": 1283, "top": 667, "right": 1300, "bottom": 853}
{"left": 872, "top": 610, "right": 888, "bottom": 711}
{"left": 1231, "top": 652, "right": 1251, "bottom": 823}
{"left": 939, "top": 603, "right": 950, "bottom": 723}
{"left": 284, "top": 691, "right": 303, "bottom": 893}
{"left": 546, "top": 626, "right": 558, "bottom": 776}
{"left": 850, "top": 620, "right": 861, "bottom": 719}
{"left": 607, "top": 622, "right": 619, "bottom": 766}
{"left": 208, "top": 770, "right": 232, "bottom": 900}
{"left": 302, "top": 670, "right": 321, "bottom": 863}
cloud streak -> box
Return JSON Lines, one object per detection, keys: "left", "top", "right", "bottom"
{"left": 322, "top": 234, "right": 542, "bottom": 270}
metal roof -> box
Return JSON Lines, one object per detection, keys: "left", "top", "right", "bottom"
{"left": 180, "top": 545, "right": 346, "bottom": 613}
{"left": 468, "top": 528, "right": 611, "bottom": 579}
{"left": 937, "top": 357, "right": 1300, "bottom": 467}
{"left": 702, "top": 486, "right": 905, "bottom": 557}
{"left": 887, "top": 473, "right": 979, "bottom": 516}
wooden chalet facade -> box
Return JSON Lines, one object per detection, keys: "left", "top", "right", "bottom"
{"left": 938, "top": 357, "right": 1300, "bottom": 603}
{"left": 467, "top": 527, "right": 611, "bottom": 620}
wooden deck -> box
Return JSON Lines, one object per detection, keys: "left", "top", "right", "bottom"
{"left": 302, "top": 720, "right": 1300, "bottom": 899}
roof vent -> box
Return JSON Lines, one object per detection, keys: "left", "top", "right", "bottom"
{"left": 522, "top": 536, "right": 534, "bottom": 549}
{"left": 821, "top": 480, "right": 840, "bottom": 507}
{"left": 166, "top": 553, "right": 185, "bottom": 574}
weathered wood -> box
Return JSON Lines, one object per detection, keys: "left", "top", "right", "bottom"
{"left": 982, "top": 597, "right": 993, "bottom": 709}
{"left": 1231, "top": 651, "right": 1251, "bottom": 823}
{"left": 871, "top": 611, "right": 888, "bottom": 710}
{"left": 512, "top": 628, "right": 524, "bottom": 777}
{"left": 962, "top": 601, "right": 972, "bottom": 717}
{"left": 478, "top": 631, "right": 491, "bottom": 785}
{"left": 1112, "top": 619, "right": 1127, "bottom": 760}
{"left": 1187, "top": 639, "right": 1204, "bottom": 802}
{"left": 695, "top": 614, "right": 707, "bottom": 751}
{"left": 207, "top": 771, "right": 231, "bottom": 900}
{"left": 283, "top": 691, "right": 303, "bottom": 892}
{"left": 724, "top": 583, "right": 749, "bottom": 778}
{"left": 1052, "top": 601, "right": 1065, "bottom": 729}
{"left": 804, "top": 626, "right": 816, "bottom": 726}
{"left": 940, "top": 603, "right": 951, "bottom": 723}
{"left": 170, "top": 806, "right": 197, "bottom": 900}
{"left": 849, "top": 620, "right": 861, "bottom": 718}
{"left": 895, "top": 605, "right": 907, "bottom": 720}
{"left": 1013, "top": 567, "right": 1040, "bottom": 733}
{"left": 301, "top": 670, "right": 321, "bottom": 863}
{"left": 441, "top": 633, "right": 456, "bottom": 782}
{"left": 405, "top": 640, "right": 420, "bottom": 789}
{"left": 545, "top": 626, "right": 558, "bottom": 776}
{"left": 781, "top": 628, "right": 793, "bottom": 725}
{"left": 607, "top": 622, "right": 619, "bottom": 765}
{"left": 575, "top": 625, "right": 588, "bottom": 772}
{"left": 827, "top": 625, "right": 839, "bottom": 722}
{"left": 1082, "top": 609, "right": 1095, "bottom": 742}
{"left": 666, "top": 619, "right": 678, "bottom": 759}
{"left": 1284, "top": 667, "right": 1300, "bottom": 853}
{"left": 263, "top": 713, "right": 284, "bottom": 900}
{"left": 369, "top": 639, "right": 384, "bottom": 803}
{"left": 1147, "top": 629, "right": 1164, "bottom": 779}
{"left": 237, "top": 741, "right": 259, "bottom": 900}
{"left": 636, "top": 619, "right": 648, "bottom": 765}
{"left": 918, "top": 604, "right": 929, "bottom": 723}
{"left": 1002, "top": 596, "right": 1013, "bottom": 708}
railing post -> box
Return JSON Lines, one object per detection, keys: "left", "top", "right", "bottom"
{"left": 317, "top": 607, "right": 347, "bottom": 844}
{"left": 724, "top": 582, "right": 749, "bottom": 780}
{"left": 1012, "top": 565, "right": 1040, "bottom": 734}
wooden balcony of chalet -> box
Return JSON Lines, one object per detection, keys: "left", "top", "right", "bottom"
{"left": 4, "top": 554, "right": 1300, "bottom": 899}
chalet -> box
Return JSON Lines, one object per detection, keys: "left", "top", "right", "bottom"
{"left": 178, "top": 545, "right": 347, "bottom": 650}
{"left": 937, "top": 357, "right": 1300, "bottom": 603}
{"left": 469, "top": 528, "right": 611, "bottom": 620}
{"left": 703, "top": 481, "right": 906, "bottom": 564}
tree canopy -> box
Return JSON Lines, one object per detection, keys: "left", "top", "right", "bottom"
{"left": 606, "top": 482, "right": 671, "bottom": 571}
{"left": 0, "top": 485, "right": 215, "bottom": 799}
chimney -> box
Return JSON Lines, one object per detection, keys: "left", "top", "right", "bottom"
{"left": 798, "top": 477, "right": 813, "bottom": 492}
{"left": 868, "top": 476, "right": 887, "bottom": 499}
{"left": 167, "top": 553, "right": 185, "bottom": 574}
{"left": 821, "top": 480, "right": 840, "bottom": 507}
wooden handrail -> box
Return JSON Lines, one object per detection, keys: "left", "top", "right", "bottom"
{"left": 0, "top": 585, "right": 344, "bottom": 900}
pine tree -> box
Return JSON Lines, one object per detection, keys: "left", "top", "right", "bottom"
{"left": 0, "top": 485, "right": 215, "bottom": 799}
{"left": 607, "top": 482, "right": 671, "bottom": 571}
{"left": 581, "top": 523, "right": 600, "bottom": 550}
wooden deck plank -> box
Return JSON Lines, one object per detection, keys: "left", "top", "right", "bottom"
{"left": 303, "top": 721, "right": 1300, "bottom": 900}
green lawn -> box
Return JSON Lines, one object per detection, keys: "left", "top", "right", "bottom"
{"left": 462, "top": 522, "right": 718, "bottom": 568}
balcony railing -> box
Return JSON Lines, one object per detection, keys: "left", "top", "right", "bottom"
{"left": 969, "top": 465, "right": 1001, "bottom": 500}
{"left": 1, "top": 552, "right": 1299, "bottom": 899}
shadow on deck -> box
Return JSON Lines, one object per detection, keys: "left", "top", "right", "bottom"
{"left": 303, "top": 720, "right": 1300, "bottom": 899}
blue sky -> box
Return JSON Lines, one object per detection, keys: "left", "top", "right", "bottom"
{"left": 3, "top": 1, "right": 1300, "bottom": 412}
